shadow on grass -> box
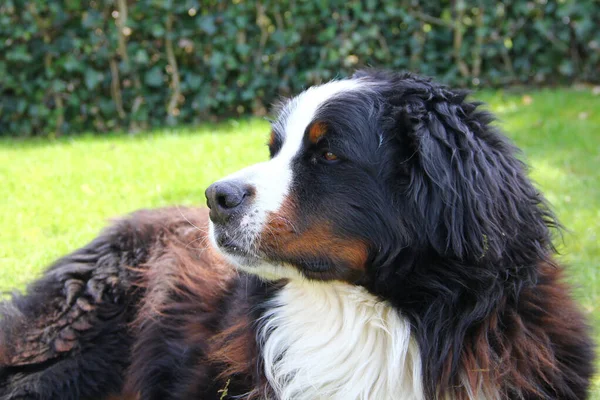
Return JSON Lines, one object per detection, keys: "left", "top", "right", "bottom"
{"left": 0, "top": 117, "right": 268, "bottom": 150}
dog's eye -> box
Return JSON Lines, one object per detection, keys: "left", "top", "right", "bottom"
{"left": 321, "top": 151, "right": 339, "bottom": 162}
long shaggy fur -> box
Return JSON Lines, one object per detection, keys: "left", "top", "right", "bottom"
{"left": 0, "top": 71, "right": 595, "bottom": 400}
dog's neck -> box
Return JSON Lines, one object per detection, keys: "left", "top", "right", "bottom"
{"left": 258, "top": 279, "right": 425, "bottom": 400}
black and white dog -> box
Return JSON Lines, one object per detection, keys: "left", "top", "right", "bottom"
{"left": 0, "top": 71, "right": 594, "bottom": 400}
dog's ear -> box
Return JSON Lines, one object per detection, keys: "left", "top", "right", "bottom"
{"left": 393, "top": 84, "right": 555, "bottom": 263}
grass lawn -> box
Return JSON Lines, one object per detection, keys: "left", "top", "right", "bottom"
{"left": 1, "top": 87, "right": 599, "bottom": 393}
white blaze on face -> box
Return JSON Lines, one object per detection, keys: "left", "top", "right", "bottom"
{"left": 208, "top": 78, "right": 365, "bottom": 270}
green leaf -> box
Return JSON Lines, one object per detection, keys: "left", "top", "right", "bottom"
{"left": 6, "top": 45, "right": 32, "bottom": 62}
{"left": 197, "top": 16, "right": 216, "bottom": 35}
{"left": 151, "top": 24, "right": 165, "bottom": 38}
{"left": 51, "top": 80, "right": 67, "bottom": 92}
{"left": 144, "top": 67, "right": 164, "bottom": 87}
{"left": 185, "top": 73, "right": 203, "bottom": 90}
{"left": 84, "top": 69, "right": 103, "bottom": 90}
{"left": 63, "top": 55, "right": 82, "bottom": 72}
{"left": 134, "top": 49, "right": 150, "bottom": 64}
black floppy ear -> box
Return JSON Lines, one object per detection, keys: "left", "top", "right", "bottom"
{"left": 397, "top": 86, "right": 554, "bottom": 263}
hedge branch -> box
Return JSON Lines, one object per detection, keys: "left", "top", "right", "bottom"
{"left": 410, "top": 29, "right": 425, "bottom": 70}
{"left": 109, "top": 58, "right": 126, "bottom": 119}
{"left": 115, "top": 0, "right": 145, "bottom": 130}
{"left": 33, "top": 2, "right": 64, "bottom": 135}
{"left": 273, "top": 9, "right": 286, "bottom": 68}
{"left": 44, "top": 53, "right": 64, "bottom": 137}
{"left": 165, "top": 13, "right": 181, "bottom": 119}
{"left": 500, "top": 41, "right": 516, "bottom": 79}
{"left": 376, "top": 29, "right": 392, "bottom": 60}
{"left": 115, "top": 0, "right": 128, "bottom": 64}
{"left": 452, "top": 0, "right": 470, "bottom": 78}
{"left": 254, "top": 2, "right": 269, "bottom": 70}
{"left": 472, "top": 9, "right": 484, "bottom": 79}
{"left": 410, "top": 10, "right": 457, "bottom": 29}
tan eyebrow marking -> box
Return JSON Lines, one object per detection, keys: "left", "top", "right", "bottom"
{"left": 308, "top": 121, "right": 327, "bottom": 144}
{"left": 268, "top": 130, "right": 277, "bottom": 147}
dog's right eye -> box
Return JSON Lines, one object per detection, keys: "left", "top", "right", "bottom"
{"left": 318, "top": 150, "right": 342, "bottom": 165}
{"left": 322, "top": 151, "right": 338, "bottom": 162}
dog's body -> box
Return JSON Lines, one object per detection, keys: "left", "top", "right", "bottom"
{"left": 0, "top": 71, "right": 594, "bottom": 399}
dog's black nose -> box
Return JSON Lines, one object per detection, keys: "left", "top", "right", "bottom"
{"left": 205, "top": 181, "right": 252, "bottom": 224}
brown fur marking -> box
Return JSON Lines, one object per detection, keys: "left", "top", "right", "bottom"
{"left": 259, "top": 200, "right": 369, "bottom": 278}
{"left": 308, "top": 121, "right": 327, "bottom": 144}
{"left": 208, "top": 318, "right": 256, "bottom": 379}
{"left": 268, "top": 129, "right": 277, "bottom": 148}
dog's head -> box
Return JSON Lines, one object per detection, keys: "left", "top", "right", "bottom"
{"left": 206, "top": 70, "right": 554, "bottom": 286}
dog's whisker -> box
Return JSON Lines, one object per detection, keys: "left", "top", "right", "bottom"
{"left": 177, "top": 205, "right": 205, "bottom": 233}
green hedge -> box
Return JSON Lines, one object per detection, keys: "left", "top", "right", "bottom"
{"left": 1, "top": 0, "right": 598, "bottom": 137}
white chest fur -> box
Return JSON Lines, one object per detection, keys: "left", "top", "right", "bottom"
{"left": 258, "top": 280, "right": 425, "bottom": 400}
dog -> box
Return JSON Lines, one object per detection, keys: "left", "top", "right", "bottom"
{"left": 0, "top": 70, "right": 594, "bottom": 399}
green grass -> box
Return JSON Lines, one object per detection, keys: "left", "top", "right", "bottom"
{"left": 1, "top": 88, "right": 599, "bottom": 394}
